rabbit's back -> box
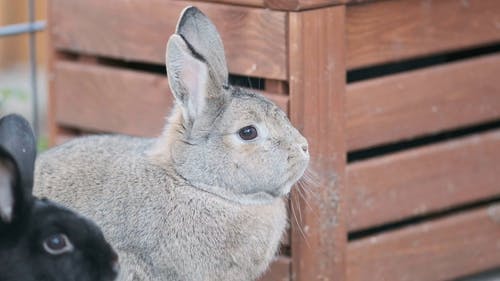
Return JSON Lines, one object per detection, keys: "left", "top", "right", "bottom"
{"left": 35, "top": 135, "right": 287, "bottom": 281}
{"left": 35, "top": 135, "right": 165, "bottom": 251}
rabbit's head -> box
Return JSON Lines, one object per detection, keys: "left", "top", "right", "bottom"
{"left": 150, "top": 7, "right": 309, "bottom": 205}
{"left": 0, "top": 114, "right": 118, "bottom": 281}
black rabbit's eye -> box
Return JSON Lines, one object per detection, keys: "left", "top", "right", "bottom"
{"left": 238, "top": 126, "right": 258, "bottom": 141}
{"left": 43, "top": 233, "right": 74, "bottom": 255}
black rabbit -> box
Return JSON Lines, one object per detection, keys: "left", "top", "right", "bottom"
{"left": 0, "top": 114, "right": 119, "bottom": 281}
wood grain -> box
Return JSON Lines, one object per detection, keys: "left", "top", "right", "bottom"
{"left": 265, "top": 79, "right": 288, "bottom": 95}
{"left": 188, "top": 0, "right": 265, "bottom": 7}
{"left": 346, "top": 53, "right": 500, "bottom": 151}
{"left": 347, "top": 204, "right": 500, "bottom": 281}
{"left": 54, "top": 61, "right": 172, "bottom": 137}
{"left": 50, "top": 0, "right": 287, "bottom": 80}
{"left": 347, "top": 0, "right": 500, "bottom": 69}
{"left": 265, "top": 0, "right": 344, "bottom": 10}
{"left": 257, "top": 257, "right": 291, "bottom": 281}
{"left": 47, "top": 0, "right": 62, "bottom": 147}
{"left": 289, "top": 6, "right": 347, "bottom": 281}
{"left": 347, "top": 130, "right": 500, "bottom": 231}
{"left": 52, "top": 61, "right": 288, "bottom": 138}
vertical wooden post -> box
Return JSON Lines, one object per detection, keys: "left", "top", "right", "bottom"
{"left": 47, "top": 1, "right": 80, "bottom": 146}
{"left": 288, "top": 6, "right": 347, "bottom": 281}
{"left": 46, "top": 0, "right": 59, "bottom": 146}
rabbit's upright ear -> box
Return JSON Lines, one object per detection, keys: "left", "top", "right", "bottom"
{"left": 166, "top": 7, "right": 229, "bottom": 136}
{"left": 175, "top": 6, "right": 228, "bottom": 87}
{"left": 0, "top": 114, "right": 36, "bottom": 223}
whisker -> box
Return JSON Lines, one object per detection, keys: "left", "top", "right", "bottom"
{"left": 290, "top": 197, "right": 310, "bottom": 248}
{"left": 304, "top": 168, "right": 320, "bottom": 187}
{"left": 296, "top": 182, "right": 314, "bottom": 211}
{"left": 247, "top": 76, "right": 253, "bottom": 89}
{"left": 294, "top": 190, "right": 303, "bottom": 223}
{"left": 297, "top": 178, "right": 313, "bottom": 197}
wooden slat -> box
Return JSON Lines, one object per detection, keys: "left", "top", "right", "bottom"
{"left": 347, "top": 0, "right": 500, "bottom": 69}
{"left": 50, "top": 0, "right": 287, "bottom": 80}
{"left": 54, "top": 61, "right": 172, "bottom": 137}
{"left": 53, "top": 61, "right": 289, "bottom": 137}
{"left": 265, "top": 0, "right": 344, "bottom": 10}
{"left": 189, "top": 0, "right": 266, "bottom": 7}
{"left": 257, "top": 257, "right": 291, "bottom": 281}
{"left": 347, "top": 130, "right": 500, "bottom": 231}
{"left": 346, "top": 54, "right": 500, "bottom": 151}
{"left": 347, "top": 204, "right": 500, "bottom": 281}
{"left": 265, "top": 79, "right": 288, "bottom": 95}
{"left": 289, "top": 6, "right": 347, "bottom": 281}
{"left": 47, "top": 0, "right": 63, "bottom": 147}
{"left": 185, "top": 0, "right": 378, "bottom": 10}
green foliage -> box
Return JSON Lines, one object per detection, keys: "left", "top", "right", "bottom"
{"left": 37, "top": 136, "right": 49, "bottom": 152}
{"left": 0, "top": 88, "right": 28, "bottom": 112}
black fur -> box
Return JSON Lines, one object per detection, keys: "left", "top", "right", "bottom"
{"left": 0, "top": 114, "right": 118, "bottom": 281}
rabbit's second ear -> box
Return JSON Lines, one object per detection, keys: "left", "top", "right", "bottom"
{"left": 0, "top": 114, "right": 36, "bottom": 223}
{"left": 0, "top": 158, "right": 15, "bottom": 223}
{"left": 167, "top": 34, "right": 230, "bottom": 137}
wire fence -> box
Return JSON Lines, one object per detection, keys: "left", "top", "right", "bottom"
{"left": 0, "top": 0, "right": 46, "bottom": 138}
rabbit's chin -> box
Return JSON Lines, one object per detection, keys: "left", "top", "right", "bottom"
{"left": 192, "top": 182, "right": 281, "bottom": 205}
{"left": 191, "top": 167, "right": 307, "bottom": 205}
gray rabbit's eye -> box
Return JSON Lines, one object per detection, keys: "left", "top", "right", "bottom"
{"left": 238, "top": 126, "right": 258, "bottom": 141}
{"left": 43, "top": 233, "right": 74, "bottom": 255}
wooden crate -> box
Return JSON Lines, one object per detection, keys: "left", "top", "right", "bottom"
{"left": 47, "top": 0, "right": 500, "bottom": 280}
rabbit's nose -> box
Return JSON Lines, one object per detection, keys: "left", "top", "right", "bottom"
{"left": 301, "top": 143, "right": 308, "bottom": 154}
{"left": 298, "top": 141, "right": 309, "bottom": 157}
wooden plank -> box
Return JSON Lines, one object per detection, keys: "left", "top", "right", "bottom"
{"left": 347, "top": 0, "right": 500, "bottom": 69}
{"left": 47, "top": 0, "right": 59, "bottom": 147}
{"left": 347, "top": 130, "right": 500, "bottom": 231}
{"left": 265, "top": 79, "right": 288, "bottom": 95}
{"left": 265, "top": 0, "right": 344, "bottom": 10}
{"left": 189, "top": 0, "right": 266, "bottom": 7}
{"left": 53, "top": 61, "right": 289, "bottom": 137}
{"left": 54, "top": 61, "right": 172, "bottom": 137}
{"left": 346, "top": 53, "right": 500, "bottom": 151}
{"left": 50, "top": 0, "right": 287, "bottom": 80}
{"left": 347, "top": 204, "right": 500, "bottom": 281}
{"left": 257, "top": 257, "right": 291, "bottom": 281}
{"left": 289, "top": 6, "right": 347, "bottom": 281}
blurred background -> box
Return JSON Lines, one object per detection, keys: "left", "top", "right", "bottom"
{"left": 0, "top": 0, "right": 47, "bottom": 147}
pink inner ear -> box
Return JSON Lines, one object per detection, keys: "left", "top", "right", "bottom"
{"left": 0, "top": 160, "right": 14, "bottom": 222}
{"left": 180, "top": 53, "right": 208, "bottom": 119}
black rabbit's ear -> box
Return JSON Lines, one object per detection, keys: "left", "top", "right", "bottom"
{"left": 0, "top": 157, "right": 15, "bottom": 222}
{"left": 0, "top": 114, "right": 36, "bottom": 223}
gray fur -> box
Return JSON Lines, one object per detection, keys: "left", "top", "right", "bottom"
{"left": 35, "top": 6, "right": 309, "bottom": 281}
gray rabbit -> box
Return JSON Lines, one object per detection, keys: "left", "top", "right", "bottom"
{"left": 35, "top": 6, "right": 309, "bottom": 281}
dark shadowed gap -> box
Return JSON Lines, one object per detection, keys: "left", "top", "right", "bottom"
{"left": 348, "top": 195, "right": 500, "bottom": 241}
{"left": 347, "top": 43, "right": 500, "bottom": 82}
{"left": 58, "top": 51, "right": 265, "bottom": 90}
{"left": 348, "top": 119, "right": 500, "bottom": 163}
